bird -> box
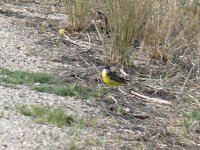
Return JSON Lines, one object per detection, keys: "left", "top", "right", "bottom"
{"left": 101, "top": 67, "right": 127, "bottom": 86}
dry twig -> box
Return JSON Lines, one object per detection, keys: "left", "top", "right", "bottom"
{"left": 63, "top": 34, "right": 103, "bottom": 49}
{"left": 118, "top": 87, "right": 172, "bottom": 105}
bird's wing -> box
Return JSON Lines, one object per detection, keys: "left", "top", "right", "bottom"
{"left": 108, "top": 72, "right": 126, "bottom": 83}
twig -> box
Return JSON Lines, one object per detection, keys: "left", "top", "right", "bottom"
{"left": 118, "top": 87, "right": 172, "bottom": 105}
{"left": 87, "top": 32, "right": 91, "bottom": 43}
{"left": 91, "top": 20, "right": 109, "bottom": 56}
{"left": 120, "top": 66, "right": 129, "bottom": 77}
{"left": 109, "top": 95, "right": 118, "bottom": 103}
{"left": 74, "top": 74, "right": 86, "bottom": 83}
{"left": 63, "top": 34, "right": 103, "bottom": 49}
{"left": 131, "top": 113, "right": 149, "bottom": 119}
{"left": 80, "top": 56, "right": 91, "bottom": 67}
{"left": 63, "top": 34, "right": 80, "bottom": 46}
{"left": 91, "top": 20, "right": 104, "bottom": 45}
{"left": 132, "top": 90, "right": 171, "bottom": 105}
{"left": 79, "top": 56, "right": 100, "bottom": 73}
{"left": 181, "top": 63, "right": 195, "bottom": 91}
{"left": 136, "top": 77, "right": 161, "bottom": 81}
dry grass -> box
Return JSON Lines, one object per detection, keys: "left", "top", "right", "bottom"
{"left": 102, "top": 0, "right": 139, "bottom": 65}
{"left": 140, "top": 0, "right": 200, "bottom": 65}
{"left": 93, "top": 0, "right": 199, "bottom": 66}
{"left": 64, "top": 0, "right": 199, "bottom": 66}
{"left": 64, "top": 0, "right": 92, "bottom": 31}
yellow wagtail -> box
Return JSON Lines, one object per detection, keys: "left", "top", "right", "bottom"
{"left": 101, "top": 67, "right": 127, "bottom": 86}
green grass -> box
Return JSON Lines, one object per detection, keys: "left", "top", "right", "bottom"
{"left": 70, "top": 142, "right": 79, "bottom": 150}
{"left": 84, "top": 137, "right": 102, "bottom": 146}
{"left": 182, "top": 94, "right": 200, "bottom": 104}
{"left": 0, "top": 67, "right": 105, "bottom": 98}
{"left": 0, "top": 67, "right": 59, "bottom": 84}
{"left": 183, "top": 109, "right": 200, "bottom": 130}
{"left": 33, "top": 84, "right": 81, "bottom": 97}
{"left": 15, "top": 104, "right": 74, "bottom": 127}
{"left": 33, "top": 84, "right": 100, "bottom": 98}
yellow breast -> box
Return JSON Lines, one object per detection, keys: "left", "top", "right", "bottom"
{"left": 101, "top": 71, "right": 122, "bottom": 86}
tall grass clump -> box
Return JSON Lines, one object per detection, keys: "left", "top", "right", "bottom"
{"left": 65, "top": 0, "right": 92, "bottom": 31}
{"left": 102, "top": 0, "right": 153, "bottom": 65}
{"left": 63, "top": 0, "right": 199, "bottom": 68}
{"left": 100, "top": 0, "right": 199, "bottom": 67}
{"left": 140, "top": 0, "right": 200, "bottom": 66}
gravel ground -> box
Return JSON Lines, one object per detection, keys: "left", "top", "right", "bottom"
{"left": 0, "top": 85, "right": 103, "bottom": 150}
{"left": 0, "top": 13, "right": 63, "bottom": 72}
{"left": 0, "top": 1, "right": 109, "bottom": 149}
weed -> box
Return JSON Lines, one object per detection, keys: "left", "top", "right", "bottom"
{"left": 44, "top": 107, "right": 74, "bottom": 127}
{"left": 111, "top": 104, "right": 127, "bottom": 116}
{"left": 84, "top": 137, "right": 102, "bottom": 146}
{"left": 97, "top": 86, "right": 113, "bottom": 97}
{"left": 182, "top": 94, "right": 200, "bottom": 104}
{"left": 67, "top": 128, "right": 80, "bottom": 139}
{"left": 183, "top": 109, "right": 200, "bottom": 129}
{"left": 113, "top": 133, "right": 122, "bottom": 145}
{"left": 70, "top": 142, "right": 79, "bottom": 150}
{"left": 78, "top": 118, "right": 87, "bottom": 129}
{"left": 15, "top": 104, "right": 74, "bottom": 127}
{"left": 15, "top": 104, "right": 33, "bottom": 116}
{"left": 79, "top": 117, "right": 98, "bottom": 129}
{"left": 104, "top": 98, "right": 116, "bottom": 105}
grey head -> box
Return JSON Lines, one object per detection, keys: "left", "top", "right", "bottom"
{"left": 103, "top": 66, "right": 111, "bottom": 73}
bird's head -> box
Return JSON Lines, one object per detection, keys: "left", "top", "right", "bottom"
{"left": 103, "top": 66, "right": 111, "bottom": 74}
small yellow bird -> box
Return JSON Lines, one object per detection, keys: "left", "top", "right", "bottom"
{"left": 101, "top": 67, "right": 127, "bottom": 86}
